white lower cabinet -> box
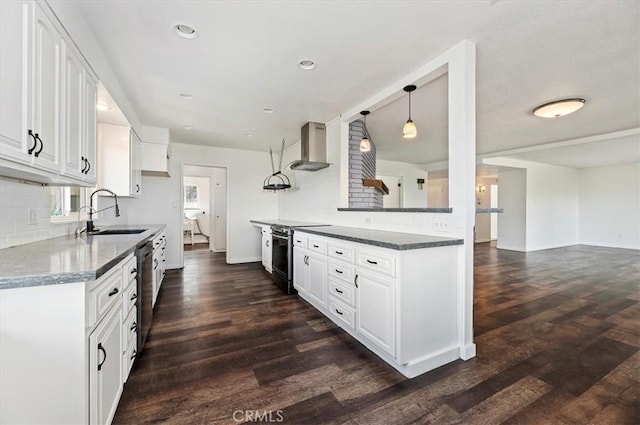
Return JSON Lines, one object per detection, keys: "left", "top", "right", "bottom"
{"left": 293, "top": 230, "right": 461, "bottom": 379}
{"left": 355, "top": 272, "right": 395, "bottom": 356}
{"left": 0, "top": 253, "right": 138, "bottom": 425}
{"left": 89, "top": 301, "right": 123, "bottom": 425}
{"left": 261, "top": 226, "right": 272, "bottom": 273}
{"left": 151, "top": 231, "right": 166, "bottom": 307}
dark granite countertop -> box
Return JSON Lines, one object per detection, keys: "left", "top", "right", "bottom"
{"left": 0, "top": 224, "right": 166, "bottom": 290}
{"left": 250, "top": 219, "right": 328, "bottom": 228}
{"left": 294, "top": 226, "right": 464, "bottom": 251}
{"left": 476, "top": 208, "right": 504, "bottom": 213}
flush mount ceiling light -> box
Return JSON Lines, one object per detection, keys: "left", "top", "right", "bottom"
{"left": 96, "top": 102, "right": 111, "bottom": 111}
{"left": 174, "top": 23, "right": 198, "bottom": 39}
{"left": 402, "top": 85, "right": 417, "bottom": 139}
{"left": 359, "top": 111, "right": 371, "bottom": 152}
{"left": 182, "top": 125, "right": 192, "bottom": 130}
{"left": 263, "top": 107, "right": 275, "bottom": 114}
{"left": 298, "top": 59, "right": 316, "bottom": 70}
{"left": 179, "top": 93, "right": 193, "bottom": 99}
{"left": 245, "top": 133, "right": 253, "bottom": 137}
{"left": 533, "top": 98, "right": 585, "bottom": 118}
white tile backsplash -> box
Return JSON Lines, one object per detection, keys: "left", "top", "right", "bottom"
{"left": 0, "top": 179, "right": 75, "bottom": 249}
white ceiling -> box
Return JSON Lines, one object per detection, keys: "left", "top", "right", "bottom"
{"left": 72, "top": 0, "right": 640, "bottom": 168}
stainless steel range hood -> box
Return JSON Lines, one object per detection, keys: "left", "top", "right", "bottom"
{"left": 289, "top": 122, "right": 330, "bottom": 171}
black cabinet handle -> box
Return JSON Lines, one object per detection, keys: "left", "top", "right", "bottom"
{"left": 335, "top": 288, "right": 343, "bottom": 294}
{"left": 130, "top": 350, "right": 137, "bottom": 360}
{"left": 335, "top": 250, "right": 343, "bottom": 255}
{"left": 131, "top": 268, "right": 137, "bottom": 274}
{"left": 130, "top": 292, "right": 137, "bottom": 301}
{"left": 33, "top": 134, "right": 44, "bottom": 157}
{"left": 80, "top": 156, "right": 86, "bottom": 173}
{"left": 27, "top": 130, "right": 38, "bottom": 154}
{"left": 84, "top": 159, "right": 90, "bottom": 174}
{"left": 108, "top": 288, "right": 119, "bottom": 296}
{"left": 97, "top": 343, "right": 107, "bottom": 371}
{"left": 162, "top": 259, "right": 166, "bottom": 263}
{"left": 335, "top": 269, "right": 343, "bottom": 274}
{"left": 313, "top": 244, "right": 319, "bottom": 248}
{"left": 153, "top": 259, "right": 158, "bottom": 270}
{"left": 335, "top": 309, "right": 343, "bottom": 316}
{"left": 130, "top": 321, "right": 137, "bottom": 331}
{"left": 136, "top": 184, "right": 140, "bottom": 193}
{"left": 366, "top": 259, "right": 378, "bottom": 265}
{"left": 355, "top": 274, "right": 358, "bottom": 288}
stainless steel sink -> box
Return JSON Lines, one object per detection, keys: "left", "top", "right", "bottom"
{"left": 90, "top": 228, "right": 148, "bottom": 235}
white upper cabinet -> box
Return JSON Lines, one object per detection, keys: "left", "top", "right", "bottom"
{"left": 97, "top": 124, "right": 142, "bottom": 197}
{"left": 129, "top": 129, "right": 141, "bottom": 197}
{"left": 0, "top": 0, "right": 98, "bottom": 186}
{"left": 0, "top": 1, "right": 32, "bottom": 165}
{"left": 83, "top": 72, "right": 98, "bottom": 183}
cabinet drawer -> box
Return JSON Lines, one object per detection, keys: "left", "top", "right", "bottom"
{"left": 292, "top": 232, "right": 308, "bottom": 249}
{"left": 122, "top": 255, "right": 137, "bottom": 282}
{"left": 328, "top": 242, "right": 355, "bottom": 263}
{"left": 328, "top": 298, "right": 355, "bottom": 330}
{"left": 357, "top": 250, "right": 396, "bottom": 278}
{"left": 122, "top": 307, "right": 137, "bottom": 349}
{"left": 308, "top": 237, "right": 327, "bottom": 255}
{"left": 87, "top": 265, "right": 124, "bottom": 328}
{"left": 328, "top": 278, "right": 355, "bottom": 307}
{"left": 122, "top": 337, "right": 137, "bottom": 383}
{"left": 328, "top": 261, "right": 354, "bottom": 284}
{"left": 122, "top": 279, "right": 138, "bottom": 315}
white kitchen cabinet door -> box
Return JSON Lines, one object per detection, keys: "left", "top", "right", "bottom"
{"left": 30, "top": 2, "right": 62, "bottom": 174}
{"left": 261, "top": 227, "right": 272, "bottom": 272}
{"left": 307, "top": 253, "right": 327, "bottom": 309}
{"left": 89, "top": 303, "right": 123, "bottom": 425}
{"left": 356, "top": 273, "right": 396, "bottom": 357}
{"left": 62, "top": 42, "right": 84, "bottom": 180}
{"left": 83, "top": 70, "right": 98, "bottom": 183}
{"left": 0, "top": 1, "right": 32, "bottom": 165}
{"left": 293, "top": 248, "right": 308, "bottom": 294}
{"left": 129, "top": 129, "right": 142, "bottom": 196}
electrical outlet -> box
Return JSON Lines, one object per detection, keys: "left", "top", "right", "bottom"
{"left": 433, "top": 219, "right": 449, "bottom": 232}
{"left": 27, "top": 208, "right": 37, "bottom": 225}
{"left": 364, "top": 216, "right": 371, "bottom": 224}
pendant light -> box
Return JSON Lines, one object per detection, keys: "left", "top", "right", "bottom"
{"left": 263, "top": 139, "right": 291, "bottom": 191}
{"left": 359, "top": 110, "right": 371, "bottom": 152}
{"left": 402, "top": 84, "right": 417, "bottom": 139}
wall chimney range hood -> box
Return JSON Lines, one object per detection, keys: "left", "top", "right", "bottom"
{"left": 289, "top": 122, "right": 330, "bottom": 171}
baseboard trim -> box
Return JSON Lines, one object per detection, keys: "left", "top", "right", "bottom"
{"left": 227, "top": 257, "right": 261, "bottom": 264}
{"left": 460, "top": 343, "right": 476, "bottom": 360}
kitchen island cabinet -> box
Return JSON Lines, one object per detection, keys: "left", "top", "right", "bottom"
{"left": 293, "top": 226, "right": 465, "bottom": 378}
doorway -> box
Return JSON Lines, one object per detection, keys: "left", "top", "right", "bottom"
{"left": 182, "top": 165, "right": 227, "bottom": 253}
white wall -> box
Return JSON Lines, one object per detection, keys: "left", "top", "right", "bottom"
{"left": 99, "top": 143, "right": 277, "bottom": 268}
{"left": 427, "top": 177, "right": 449, "bottom": 208}
{"left": 376, "top": 160, "right": 428, "bottom": 207}
{"left": 526, "top": 163, "right": 579, "bottom": 251}
{"left": 579, "top": 163, "right": 640, "bottom": 249}
{"left": 497, "top": 169, "right": 527, "bottom": 251}
{"left": 0, "top": 179, "right": 75, "bottom": 249}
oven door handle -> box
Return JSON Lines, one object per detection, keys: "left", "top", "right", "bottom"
{"left": 272, "top": 234, "right": 288, "bottom": 240}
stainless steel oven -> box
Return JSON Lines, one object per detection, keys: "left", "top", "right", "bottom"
{"left": 271, "top": 225, "right": 296, "bottom": 294}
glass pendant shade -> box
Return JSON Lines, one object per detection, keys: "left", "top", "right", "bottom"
{"left": 402, "top": 85, "right": 418, "bottom": 139}
{"left": 360, "top": 137, "right": 371, "bottom": 152}
{"left": 402, "top": 119, "right": 417, "bottom": 138}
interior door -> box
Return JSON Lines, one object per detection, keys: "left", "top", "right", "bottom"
{"left": 213, "top": 185, "right": 227, "bottom": 251}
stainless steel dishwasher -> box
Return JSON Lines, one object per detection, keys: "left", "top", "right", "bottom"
{"left": 135, "top": 240, "right": 154, "bottom": 356}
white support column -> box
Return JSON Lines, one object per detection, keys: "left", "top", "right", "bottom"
{"left": 447, "top": 40, "right": 477, "bottom": 359}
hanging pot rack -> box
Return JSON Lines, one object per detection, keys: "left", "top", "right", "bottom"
{"left": 263, "top": 139, "right": 292, "bottom": 191}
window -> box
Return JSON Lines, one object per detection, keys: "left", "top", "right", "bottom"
{"left": 50, "top": 187, "right": 89, "bottom": 223}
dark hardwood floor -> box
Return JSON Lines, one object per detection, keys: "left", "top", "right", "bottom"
{"left": 113, "top": 243, "right": 639, "bottom": 424}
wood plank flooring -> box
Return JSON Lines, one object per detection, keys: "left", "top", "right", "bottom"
{"left": 113, "top": 243, "right": 640, "bottom": 424}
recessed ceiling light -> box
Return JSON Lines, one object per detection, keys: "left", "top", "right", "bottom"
{"left": 182, "top": 125, "right": 192, "bottom": 130}
{"left": 263, "top": 108, "right": 275, "bottom": 114}
{"left": 174, "top": 23, "right": 198, "bottom": 39}
{"left": 533, "top": 98, "right": 586, "bottom": 118}
{"left": 96, "top": 102, "right": 111, "bottom": 111}
{"left": 298, "top": 59, "right": 316, "bottom": 70}
{"left": 179, "top": 93, "right": 193, "bottom": 99}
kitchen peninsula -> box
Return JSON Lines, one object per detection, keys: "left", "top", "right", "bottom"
{"left": 0, "top": 225, "right": 166, "bottom": 425}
